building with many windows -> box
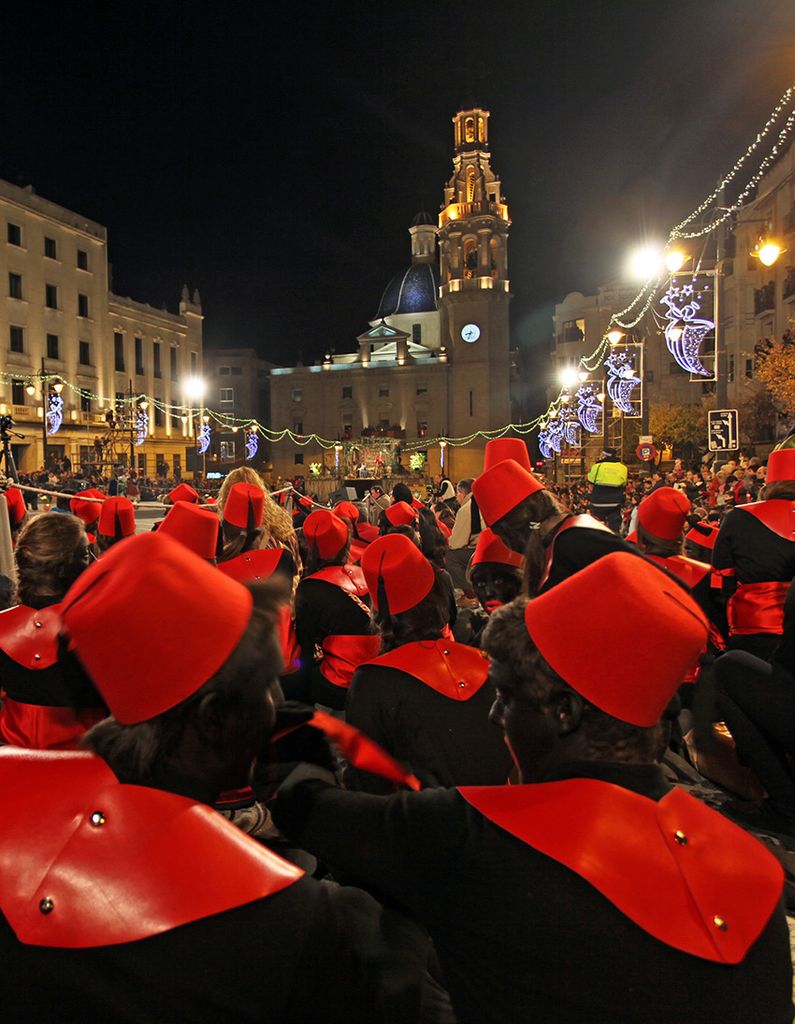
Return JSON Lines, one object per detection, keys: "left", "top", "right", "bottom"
{"left": 0, "top": 178, "right": 203, "bottom": 475}
{"left": 269, "top": 105, "right": 516, "bottom": 482}
{"left": 203, "top": 347, "right": 273, "bottom": 473}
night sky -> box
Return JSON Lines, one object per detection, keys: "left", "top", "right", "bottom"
{"left": 4, "top": 1, "right": 794, "bottom": 413}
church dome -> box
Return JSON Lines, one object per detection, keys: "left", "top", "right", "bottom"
{"left": 375, "top": 262, "right": 440, "bottom": 319}
{"left": 411, "top": 210, "right": 436, "bottom": 226}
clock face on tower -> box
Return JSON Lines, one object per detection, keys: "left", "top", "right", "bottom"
{"left": 460, "top": 323, "right": 481, "bottom": 343}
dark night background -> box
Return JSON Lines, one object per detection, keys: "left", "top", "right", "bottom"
{"left": 3, "top": 1, "right": 794, "bottom": 415}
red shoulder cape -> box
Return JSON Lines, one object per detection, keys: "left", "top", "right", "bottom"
{"left": 737, "top": 499, "right": 795, "bottom": 541}
{"left": 459, "top": 779, "right": 782, "bottom": 964}
{"left": 364, "top": 639, "right": 489, "bottom": 701}
{"left": 648, "top": 554, "right": 710, "bottom": 590}
{"left": 0, "top": 604, "right": 62, "bottom": 670}
{"left": 0, "top": 748, "right": 302, "bottom": 948}
{"left": 307, "top": 564, "right": 368, "bottom": 598}
{"left": 216, "top": 548, "right": 287, "bottom": 583}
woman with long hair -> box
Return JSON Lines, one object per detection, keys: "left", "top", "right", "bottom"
{"left": 345, "top": 534, "right": 512, "bottom": 792}
{"left": 0, "top": 513, "right": 105, "bottom": 748}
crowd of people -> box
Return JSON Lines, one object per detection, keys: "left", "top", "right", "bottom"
{"left": 0, "top": 437, "right": 792, "bottom": 1022}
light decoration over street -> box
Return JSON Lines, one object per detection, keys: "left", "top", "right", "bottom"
{"left": 563, "top": 411, "right": 580, "bottom": 447}
{"left": 198, "top": 422, "right": 211, "bottom": 454}
{"left": 46, "top": 392, "right": 63, "bottom": 436}
{"left": 659, "top": 279, "right": 713, "bottom": 376}
{"left": 135, "top": 409, "right": 148, "bottom": 446}
{"left": 245, "top": 428, "right": 259, "bottom": 461}
{"left": 575, "top": 384, "right": 602, "bottom": 433}
{"left": 605, "top": 351, "right": 641, "bottom": 415}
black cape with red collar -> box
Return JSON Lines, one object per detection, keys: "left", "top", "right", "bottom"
{"left": 345, "top": 639, "right": 512, "bottom": 793}
{"left": 540, "top": 514, "right": 643, "bottom": 593}
{"left": 273, "top": 760, "right": 792, "bottom": 1024}
{"left": 0, "top": 749, "right": 440, "bottom": 1024}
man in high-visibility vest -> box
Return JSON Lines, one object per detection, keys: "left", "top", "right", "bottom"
{"left": 587, "top": 447, "right": 627, "bottom": 532}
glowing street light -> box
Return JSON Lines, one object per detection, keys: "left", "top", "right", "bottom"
{"left": 625, "top": 244, "right": 663, "bottom": 282}
{"left": 664, "top": 249, "right": 687, "bottom": 273}
{"left": 558, "top": 366, "right": 579, "bottom": 389}
{"left": 607, "top": 329, "right": 624, "bottom": 346}
{"left": 755, "top": 241, "right": 784, "bottom": 267}
{"left": 183, "top": 375, "right": 207, "bottom": 402}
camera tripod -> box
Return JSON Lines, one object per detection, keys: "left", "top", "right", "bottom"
{"left": 0, "top": 430, "right": 23, "bottom": 484}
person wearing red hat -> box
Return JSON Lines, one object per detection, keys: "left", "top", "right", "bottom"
{"left": 344, "top": 535, "right": 511, "bottom": 793}
{"left": 165, "top": 481, "right": 199, "bottom": 505}
{"left": 377, "top": 500, "right": 418, "bottom": 534}
{"left": 712, "top": 447, "right": 795, "bottom": 658}
{"left": 684, "top": 519, "right": 720, "bottom": 561}
{"left": 291, "top": 510, "right": 379, "bottom": 711}
{"left": 333, "top": 500, "right": 379, "bottom": 561}
{"left": 0, "top": 513, "right": 105, "bottom": 749}
{"left": 3, "top": 485, "right": 28, "bottom": 543}
{"left": 0, "top": 532, "right": 440, "bottom": 1023}
{"left": 69, "top": 488, "right": 105, "bottom": 545}
{"left": 158, "top": 500, "right": 221, "bottom": 562}
{"left": 96, "top": 496, "right": 136, "bottom": 553}
{"left": 482, "top": 436, "right": 532, "bottom": 472}
{"left": 273, "top": 552, "right": 791, "bottom": 1024}
{"left": 456, "top": 529, "right": 523, "bottom": 647}
{"left": 472, "top": 458, "right": 640, "bottom": 594}
{"left": 633, "top": 487, "right": 727, "bottom": 661}
{"left": 218, "top": 482, "right": 266, "bottom": 564}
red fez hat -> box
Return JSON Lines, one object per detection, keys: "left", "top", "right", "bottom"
{"left": 483, "top": 437, "right": 532, "bottom": 472}
{"left": 471, "top": 528, "right": 523, "bottom": 569}
{"left": 61, "top": 533, "right": 253, "bottom": 724}
{"left": 303, "top": 509, "right": 349, "bottom": 559}
{"left": 637, "top": 487, "right": 691, "bottom": 541}
{"left": 98, "top": 496, "right": 136, "bottom": 540}
{"left": 524, "top": 552, "right": 708, "bottom": 727}
{"left": 766, "top": 448, "right": 795, "bottom": 483}
{"left": 167, "top": 482, "right": 199, "bottom": 505}
{"left": 685, "top": 521, "right": 719, "bottom": 551}
{"left": 223, "top": 483, "right": 264, "bottom": 530}
{"left": 333, "top": 501, "right": 360, "bottom": 522}
{"left": 361, "top": 534, "right": 435, "bottom": 615}
{"left": 4, "top": 487, "right": 26, "bottom": 526}
{"left": 216, "top": 547, "right": 289, "bottom": 584}
{"left": 298, "top": 495, "right": 314, "bottom": 509}
{"left": 159, "top": 501, "right": 220, "bottom": 560}
{"left": 384, "top": 501, "right": 418, "bottom": 527}
{"left": 70, "top": 489, "right": 104, "bottom": 527}
{"left": 472, "top": 459, "right": 544, "bottom": 526}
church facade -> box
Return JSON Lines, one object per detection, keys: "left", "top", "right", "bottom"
{"left": 269, "top": 106, "right": 514, "bottom": 483}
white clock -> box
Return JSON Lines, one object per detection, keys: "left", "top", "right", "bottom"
{"left": 460, "top": 323, "right": 480, "bottom": 343}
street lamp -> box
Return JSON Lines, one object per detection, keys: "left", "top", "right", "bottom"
{"left": 183, "top": 376, "right": 207, "bottom": 480}
{"left": 606, "top": 329, "right": 624, "bottom": 346}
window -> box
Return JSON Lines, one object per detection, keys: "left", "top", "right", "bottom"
{"left": 417, "top": 420, "right": 428, "bottom": 437}
{"left": 154, "top": 406, "right": 164, "bottom": 427}
{"left": 46, "top": 333, "right": 59, "bottom": 360}
{"left": 135, "top": 337, "right": 144, "bottom": 376}
{"left": 45, "top": 283, "right": 58, "bottom": 309}
{"left": 218, "top": 366, "right": 231, "bottom": 376}
{"left": 469, "top": 390, "right": 474, "bottom": 416}
{"left": 79, "top": 340, "right": 90, "bottom": 365}
{"left": 11, "top": 380, "right": 24, "bottom": 405}
{"left": 170, "top": 347, "right": 178, "bottom": 381}
{"left": 78, "top": 293, "right": 89, "bottom": 318}
{"left": 294, "top": 453, "right": 304, "bottom": 465}
{"left": 231, "top": 366, "right": 242, "bottom": 375}
{"left": 153, "top": 342, "right": 162, "bottom": 379}
{"left": 293, "top": 421, "right": 303, "bottom": 434}
{"left": 170, "top": 412, "right": 181, "bottom": 429}
{"left": 416, "top": 385, "right": 427, "bottom": 396}
{"left": 9, "top": 325, "right": 23, "bottom": 353}
{"left": 44, "top": 237, "right": 57, "bottom": 260}
{"left": 378, "top": 387, "right": 390, "bottom": 398}
{"left": 190, "top": 351, "right": 198, "bottom": 374}
{"left": 342, "top": 385, "right": 352, "bottom": 399}
{"left": 115, "top": 392, "right": 126, "bottom": 414}
{"left": 7, "top": 223, "right": 21, "bottom": 246}
{"left": 77, "top": 249, "right": 88, "bottom": 271}
{"left": 728, "top": 354, "right": 735, "bottom": 383}
{"left": 220, "top": 440, "right": 236, "bottom": 461}
{"left": 219, "top": 388, "right": 234, "bottom": 405}
{"left": 291, "top": 388, "right": 303, "bottom": 402}
{"left": 8, "top": 273, "right": 22, "bottom": 300}
{"left": 80, "top": 391, "right": 92, "bottom": 413}
{"left": 114, "top": 332, "right": 125, "bottom": 372}
{"left": 745, "top": 358, "right": 754, "bottom": 379}
{"left": 412, "top": 324, "right": 422, "bottom": 344}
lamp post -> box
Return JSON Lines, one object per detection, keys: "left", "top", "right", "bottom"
{"left": 27, "top": 359, "right": 64, "bottom": 471}
{"left": 184, "top": 375, "right": 207, "bottom": 482}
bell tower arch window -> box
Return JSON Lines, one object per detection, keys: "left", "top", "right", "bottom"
{"left": 464, "top": 238, "right": 478, "bottom": 279}
{"left": 465, "top": 117, "right": 476, "bottom": 143}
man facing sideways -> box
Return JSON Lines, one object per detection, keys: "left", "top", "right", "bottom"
{"left": 273, "top": 552, "right": 792, "bottom": 1024}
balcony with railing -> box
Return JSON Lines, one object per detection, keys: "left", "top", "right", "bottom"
{"left": 754, "top": 280, "right": 776, "bottom": 315}
{"left": 439, "top": 200, "right": 509, "bottom": 228}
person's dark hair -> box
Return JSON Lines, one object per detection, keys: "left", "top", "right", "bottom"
{"left": 391, "top": 482, "right": 414, "bottom": 505}
{"left": 374, "top": 566, "right": 450, "bottom": 653}
{"left": 378, "top": 521, "right": 420, "bottom": 544}
{"left": 0, "top": 574, "right": 15, "bottom": 611}
{"left": 218, "top": 520, "right": 264, "bottom": 563}
{"left": 493, "top": 490, "right": 567, "bottom": 593}
{"left": 15, "top": 513, "right": 88, "bottom": 609}
{"left": 635, "top": 522, "right": 683, "bottom": 557}
{"left": 762, "top": 479, "right": 795, "bottom": 501}
{"left": 301, "top": 533, "right": 351, "bottom": 576}
{"left": 482, "top": 598, "right": 664, "bottom": 762}
{"left": 417, "top": 507, "right": 448, "bottom": 567}
{"left": 456, "top": 479, "right": 473, "bottom": 495}
{"left": 83, "top": 583, "right": 286, "bottom": 782}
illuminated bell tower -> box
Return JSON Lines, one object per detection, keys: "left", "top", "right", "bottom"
{"left": 438, "top": 106, "right": 511, "bottom": 476}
